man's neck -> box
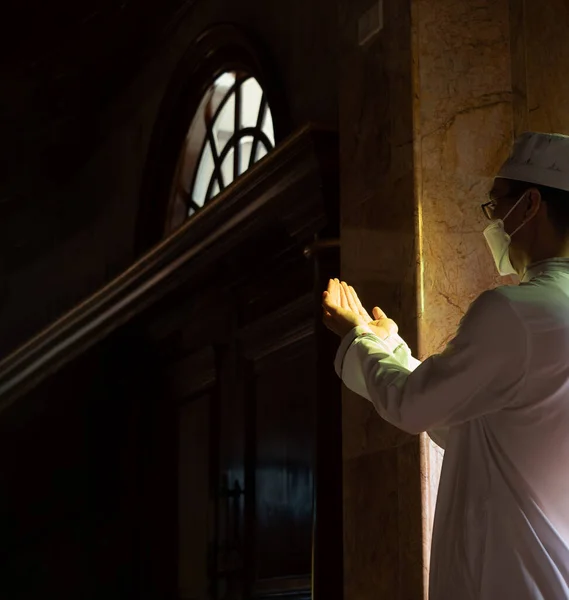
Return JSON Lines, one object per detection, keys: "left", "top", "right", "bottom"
{"left": 526, "top": 237, "right": 569, "bottom": 266}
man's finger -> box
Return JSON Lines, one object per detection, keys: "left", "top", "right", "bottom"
{"left": 334, "top": 279, "right": 342, "bottom": 305}
{"left": 327, "top": 278, "right": 335, "bottom": 298}
{"left": 329, "top": 278, "right": 340, "bottom": 305}
{"left": 322, "top": 291, "right": 339, "bottom": 314}
{"left": 321, "top": 294, "right": 333, "bottom": 319}
{"left": 342, "top": 281, "right": 359, "bottom": 314}
{"left": 327, "top": 279, "right": 341, "bottom": 307}
{"left": 338, "top": 281, "right": 351, "bottom": 311}
{"left": 372, "top": 306, "right": 388, "bottom": 320}
{"left": 349, "top": 285, "right": 372, "bottom": 321}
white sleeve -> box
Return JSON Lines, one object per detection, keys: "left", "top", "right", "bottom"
{"left": 335, "top": 327, "right": 448, "bottom": 448}
{"left": 334, "top": 290, "right": 528, "bottom": 435}
{"left": 392, "top": 335, "right": 449, "bottom": 448}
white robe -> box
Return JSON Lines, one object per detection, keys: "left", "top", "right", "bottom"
{"left": 335, "top": 258, "right": 569, "bottom": 600}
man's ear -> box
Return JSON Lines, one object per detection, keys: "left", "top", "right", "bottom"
{"left": 525, "top": 188, "right": 542, "bottom": 220}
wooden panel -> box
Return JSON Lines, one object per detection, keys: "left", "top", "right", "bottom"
{"left": 178, "top": 393, "right": 212, "bottom": 600}
{"left": 166, "top": 346, "right": 216, "bottom": 402}
{"left": 239, "top": 285, "right": 317, "bottom": 599}
{"left": 0, "top": 331, "right": 169, "bottom": 599}
{"left": 252, "top": 336, "right": 316, "bottom": 585}
{"left": 215, "top": 335, "right": 247, "bottom": 600}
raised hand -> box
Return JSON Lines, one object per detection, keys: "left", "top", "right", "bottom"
{"left": 322, "top": 279, "right": 366, "bottom": 337}
{"left": 322, "top": 279, "right": 399, "bottom": 340}
{"left": 343, "top": 282, "right": 398, "bottom": 339}
{"left": 370, "top": 305, "right": 398, "bottom": 338}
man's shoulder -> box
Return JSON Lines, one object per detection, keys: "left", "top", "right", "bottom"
{"left": 471, "top": 286, "right": 518, "bottom": 310}
{"left": 487, "top": 283, "right": 525, "bottom": 304}
{"left": 452, "top": 288, "right": 526, "bottom": 349}
{"left": 492, "top": 279, "right": 564, "bottom": 309}
{"left": 463, "top": 287, "right": 524, "bottom": 330}
{"left": 482, "top": 281, "right": 569, "bottom": 327}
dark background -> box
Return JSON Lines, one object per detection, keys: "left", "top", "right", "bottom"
{"left": 0, "top": 0, "right": 337, "bottom": 358}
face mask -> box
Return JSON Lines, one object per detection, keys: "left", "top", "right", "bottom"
{"left": 483, "top": 193, "right": 529, "bottom": 276}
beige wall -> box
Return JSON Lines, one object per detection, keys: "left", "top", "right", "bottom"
{"left": 414, "top": 0, "right": 514, "bottom": 358}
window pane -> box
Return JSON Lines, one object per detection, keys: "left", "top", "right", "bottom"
{"left": 262, "top": 108, "right": 275, "bottom": 146}
{"left": 220, "top": 148, "right": 235, "bottom": 187}
{"left": 238, "top": 135, "right": 254, "bottom": 175}
{"left": 212, "top": 92, "right": 235, "bottom": 156}
{"left": 177, "top": 71, "right": 277, "bottom": 227}
{"left": 254, "top": 142, "right": 268, "bottom": 163}
{"left": 240, "top": 78, "right": 264, "bottom": 130}
{"left": 193, "top": 142, "right": 215, "bottom": 207}
{"left": 214, "top": 71, "right": 236, "bottom": 89}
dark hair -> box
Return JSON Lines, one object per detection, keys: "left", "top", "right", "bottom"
{"left": 504, "top": 179, "right": 569, "bottom": 235}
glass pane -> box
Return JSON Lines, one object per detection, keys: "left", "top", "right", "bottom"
{"left": 262, "top": 108, "right": 275, "bottom": 146}
{"left": 192, "top": 142, "right": 214, "bottom": 207}
{"left": 220, "top": 147, "right": 235, "bottom": 188}
{"left": 240, "top": 78, "right": 264, "bottom": 130}
{"left": 238, "top": 135, "right": 254, "bottom": 176}
{"left": 212, "top": 92, "right": 235, "bottom": 157}
{"left": 214, "top": 71, "right": 236, "bottom": 90}
{"left": 254, "top": 142, "right": 268, "bottom": 163}
{"left": 181, "top": 73, "right": 276, "bottom": 227}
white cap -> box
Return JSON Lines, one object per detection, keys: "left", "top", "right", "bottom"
{"left": 496, "top": 132, "right": 569, "bottom": 192}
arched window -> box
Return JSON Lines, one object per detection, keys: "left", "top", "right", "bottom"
{"left": 137, "top": 25, "right": 288, "bottom": 252}
{"left": 169, "top": 71, "right": 276, "bottom": 221}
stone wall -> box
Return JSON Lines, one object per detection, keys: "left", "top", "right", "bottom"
{"left": 413, "top": 0, "right": 515, "bottom": 587}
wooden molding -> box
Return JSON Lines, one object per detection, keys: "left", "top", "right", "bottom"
{"left": 0, "top": 126, "right": 337, "bottom": 413}
{"left": 253, "top": 575, "right": 312, "bottom": 599}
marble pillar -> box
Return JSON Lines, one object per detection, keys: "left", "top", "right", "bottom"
{"left": 338, "top": 0, "right": 423, "bottom": 598}
{"left": 413, "top": 0, "right": 515, "bottom": 586}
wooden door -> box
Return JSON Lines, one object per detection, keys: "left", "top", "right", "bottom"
{"left": 237, "top": 241, "right": 320, "bottom": 599}
{"left": 157, "top": 219, "right": 341, "bottom": 600}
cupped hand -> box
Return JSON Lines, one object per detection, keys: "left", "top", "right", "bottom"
{"left": 322, "top": 279, "right": 366, "bottom": 337}
{"left": 322, "top": 279, "right": 399, "bottom": 339}
{"left": 369, "top": 305, "right": 398, "bottom": 339}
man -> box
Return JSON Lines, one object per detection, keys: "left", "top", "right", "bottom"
{"left": 323, "top": 132, "right": 569, "bottom": 599}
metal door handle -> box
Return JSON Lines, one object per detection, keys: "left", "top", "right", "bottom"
{"left": 303, "top": 238, "right": 340, "bottom": 258}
